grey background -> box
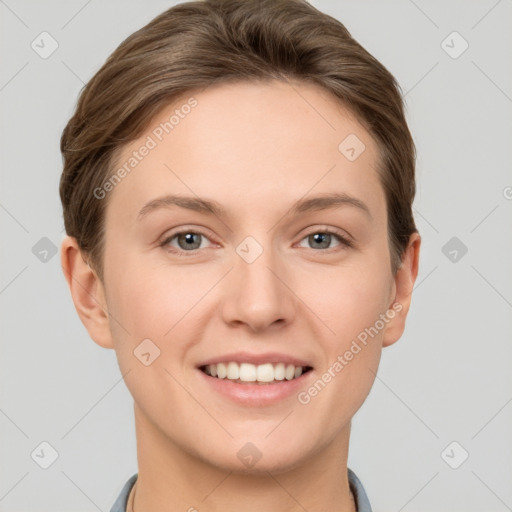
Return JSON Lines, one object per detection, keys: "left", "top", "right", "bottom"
{"left": 1, "top": 0, "right": 511, "bottom": 510}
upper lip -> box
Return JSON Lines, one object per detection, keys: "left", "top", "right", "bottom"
{"left": 197, "top": 351, "right": 313, "bottom": 368}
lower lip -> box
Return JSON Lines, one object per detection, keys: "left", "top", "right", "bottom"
{"left": 197, "top": 368, "right": 313, "bottom": 406}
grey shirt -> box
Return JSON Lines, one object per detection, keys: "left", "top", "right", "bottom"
{"left": 109, "top": 468, "right": 372, "bottom": 512}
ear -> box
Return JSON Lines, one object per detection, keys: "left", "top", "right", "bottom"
{"left": 382, "top": 232, "right": 421, "bottom": 348}
{"left": 60, "top": 236, "right": 114, "bottom": 349}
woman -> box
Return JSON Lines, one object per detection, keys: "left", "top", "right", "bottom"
{"left": 59, "top": 1, "right": 421, "bottom": 510}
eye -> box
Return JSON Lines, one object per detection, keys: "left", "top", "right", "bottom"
{"left": 160, "top": 230, "right": 214, "bottom": 255}
{"left": 159, "top": 227, "right": 353, "bottom": 257}
{"left": 297, "top": 229, "right": 353, "bottom": 251}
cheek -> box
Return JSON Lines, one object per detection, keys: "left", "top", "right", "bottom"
{"left": 296, "top": 269, "right": 387, "bottom": 436}
{"left": 298, "top": 259, "right": 392, "bottom": 344}
{"left": 297, "top": 258, "right": 391, "bottom": 403}
{"left": 106, "top": 250, "right": 207, "bottom": 337}
{"left": 103, "top": 257, "right": 205, "bottom": 423}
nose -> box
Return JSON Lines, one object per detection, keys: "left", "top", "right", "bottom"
{"left": 221, "top": 243, "right": 296, "bottom": 333}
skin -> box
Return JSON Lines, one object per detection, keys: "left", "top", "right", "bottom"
{"left": 62, "top": 79, "right": 420, "bottom": 512}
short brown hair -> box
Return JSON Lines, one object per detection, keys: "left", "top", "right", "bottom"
{"left": 60, "top": 0, "right": 417, "bottom": 280}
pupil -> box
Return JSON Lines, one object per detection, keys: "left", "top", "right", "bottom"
{"left": 180, "top": 233, "right": 200, "bottom": 250}
{"left": 311, "top": 233, "right": 330, "bottom": 249}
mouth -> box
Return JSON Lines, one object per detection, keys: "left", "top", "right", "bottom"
{"left": 199, "top": 362, "right": 313, "bottom": 385}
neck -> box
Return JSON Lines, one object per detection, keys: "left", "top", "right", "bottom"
{"left": 131, "top": 403, "right": 356, "bottom": 512}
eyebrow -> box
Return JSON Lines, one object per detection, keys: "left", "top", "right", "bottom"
{"left": 137, "top": 192, "right": 372, "bottom": 221}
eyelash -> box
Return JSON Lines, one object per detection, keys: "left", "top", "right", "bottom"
{"left": 159, "top": 227, "right": 353, "bottom": 257}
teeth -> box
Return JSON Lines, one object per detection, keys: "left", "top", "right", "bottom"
{"left": 227, "top": 362, "right": 239, "bottom": 380}
{"left": 274, "top": 363, "right": 285, "bottom": 381}
{"left": 217, "top": 362, "right": 227, "bottom": 379}
{"left": 203, "top": 362, "right": 308, "bottom": 383}
{"left": 256, "top": 363, "right": 274, "bottom": 382}
{"left": 240, "top": 363, "right": 256, "bottom": 382}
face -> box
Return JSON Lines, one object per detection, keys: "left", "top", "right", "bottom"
{"left": 89, "top": 80, "right": 411, "bottom": 473}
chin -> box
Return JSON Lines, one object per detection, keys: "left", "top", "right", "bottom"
{"left": 194, "top": 435, "right": 314, "bottom": 475}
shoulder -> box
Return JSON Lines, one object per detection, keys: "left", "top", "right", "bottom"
{"left": 109, "top": 473, "right": 138, "bottom": 512}
{"left": 348, "top": 468, "right": 373, "bottom": 512}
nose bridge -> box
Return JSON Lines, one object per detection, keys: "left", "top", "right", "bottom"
{"left": 222, "top": 234, "right": 294, "bottom": 331}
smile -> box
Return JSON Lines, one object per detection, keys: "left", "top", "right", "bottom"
{"left": 200, "top": 362, "right": 313, "bottom": 384}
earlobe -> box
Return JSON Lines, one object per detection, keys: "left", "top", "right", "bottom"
{"left": 382, "top": 232, "right": 421, "bottom": 347}
{"left": 60, "top": 236, "right": 114, "bottom": 349}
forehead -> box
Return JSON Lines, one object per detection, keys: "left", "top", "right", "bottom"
{"left": 107, "top": 79, "right": 386, "bottom": 226}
